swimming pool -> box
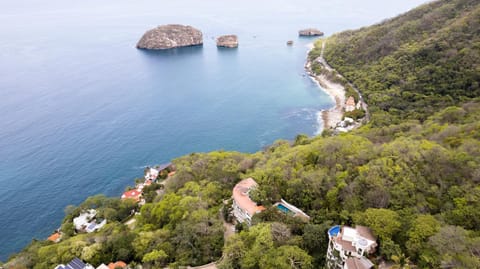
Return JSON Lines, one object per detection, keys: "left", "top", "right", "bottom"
{"left": 277, "top": 203, "right": 291, "bottom": 214}
{"left": 328, "top": 225, "right": 341, "bottom": 237}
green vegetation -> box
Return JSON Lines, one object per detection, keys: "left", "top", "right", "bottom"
{"left": 5, "top": 0, "right": 480, "bottom": 268}
{"left": 344, "top": 108, "right": 365, "bottom": 120}
{"left": 310, "top": 59, "right": 359, "bottom": 102}
{"left": 313, "top": 0, "right": 480, "bottom": 124}
{"left": 8, "top": 102, "right": 479, "bottom": 268}
{"left": 219, "top": 223, "right": 313, "bottom": 269}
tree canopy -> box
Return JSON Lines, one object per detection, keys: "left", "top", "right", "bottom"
{"left": 5, "top": 0, "right": 480, "bottom": 268}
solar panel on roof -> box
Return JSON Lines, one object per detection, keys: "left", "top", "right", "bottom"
{"left": 67, "top": 257, "right": 86, "bottom": 269}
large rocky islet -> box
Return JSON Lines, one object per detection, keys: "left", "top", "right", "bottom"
{"left": 136, "top": 24, "right": 203, "bottom": 49}
{"left": 299, "top": 28, "right": 324, "bottom": 36}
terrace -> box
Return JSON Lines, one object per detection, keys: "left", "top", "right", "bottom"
{"left": 326, "top": 225, "right": 377, "bottom": 269}
{"left": 274, "top": 199, "right": 310, "bottom": 221}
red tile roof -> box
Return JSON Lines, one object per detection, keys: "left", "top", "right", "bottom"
{"left": 121, "top": 190, "right": 141, "bottom": 201}
{"left": 47, "top": 232, "right": 61, "bottom": 242}
{"left": 108, "top": 261, "right": 127, "bottom": 269}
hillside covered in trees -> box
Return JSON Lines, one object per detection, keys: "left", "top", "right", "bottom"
{"left": 4, "top": 0, "right": 480, "bottom": 268}
{"left": 320, "top": 0, "right": 480, "bottom": 124}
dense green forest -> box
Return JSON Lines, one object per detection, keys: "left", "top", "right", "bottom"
{"left": 4, "top": 0, "right": 480, "bottom": 268}
{"left": 320, "top": 0, "right": 480, "bottom": 124}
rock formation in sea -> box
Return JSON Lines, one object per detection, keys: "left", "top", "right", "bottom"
{"left": 299, "top": 28, "right": 324, "bottom": 37}
{"left": 216, "top": 35, "right": 239, "bottom": 48}
{"left": 136, "top": 24, "right": 203, "bottom": 50}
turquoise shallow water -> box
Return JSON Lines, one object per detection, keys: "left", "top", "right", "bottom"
{"left": 0, "top": 0, "right": 428, "bottom": 260}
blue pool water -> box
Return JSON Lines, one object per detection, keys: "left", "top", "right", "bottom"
{"left": 0, "top": 0, "right": 428, "bottom": 260}
{"left": 329, "top": 225, "right": 341, "bottom": 237}
{"left": 277, "top": 203, "right": 292, "bottom": 214}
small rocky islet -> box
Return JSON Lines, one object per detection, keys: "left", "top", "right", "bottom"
{"left": 137, "top": 24, "right": 324, "bottom": 50}
{"left": 299, "top": 28, "right": 324, "bottom": 36}
{"left": 136, "top": 24, "right": 203, "bottom": 50}
{"left": 216, "top": 35, "right": 239, "bottom": 48}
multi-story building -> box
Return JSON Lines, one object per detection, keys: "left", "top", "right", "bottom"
{"left": 326, "top": 225, "right": 377, "bottom": 269}
{"left": 232, "top": 178, "right": 265, "bottom": 225}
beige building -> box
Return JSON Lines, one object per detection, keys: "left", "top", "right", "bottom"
{"left": 232, "top": 178, "right": 265, "bottom": 225}
{"left": 345, "top": 96, "right": 356, "bottom": 112}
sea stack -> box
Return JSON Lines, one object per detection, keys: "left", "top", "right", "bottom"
{"left": 136, "top": 24, "right": 203, "bottom": 50}
{"left": 299, "top": 28, "right": 324, "bottom": 37}
{"left": 216, "top": 35, "right": 239, "bottom": 48}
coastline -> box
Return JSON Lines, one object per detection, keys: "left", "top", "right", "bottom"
{"left": 305, "top": 41, "right": 346, "bottom": 133}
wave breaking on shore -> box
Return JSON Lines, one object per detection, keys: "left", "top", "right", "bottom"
{"left": 305, "top": 41, "right": 346, "bottom": 134}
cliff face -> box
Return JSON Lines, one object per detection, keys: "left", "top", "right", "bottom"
{"left": 299, "top": 28, "right": 324, "bottom": 36}
{"left": 136, "top": 24, "right": 203, "bottom": 50}
{"left": 216, "top": 35, "right": 239, "bottom": 48}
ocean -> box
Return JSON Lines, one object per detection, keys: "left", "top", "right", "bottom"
{"left": 0, "top": 0, "right": 428, "bottom": 260}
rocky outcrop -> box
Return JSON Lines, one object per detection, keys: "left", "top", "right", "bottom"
{"left": 216, "top": 35, "right": 238, "bottom": 48}
{"left": 299, "top": 28, "right": 324, "bottom": 36}
{"left": 136, "top": 24, "right": 203, "bottom": 50}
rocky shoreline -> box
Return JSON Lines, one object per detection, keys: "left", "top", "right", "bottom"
{"left": 305, "top": 42, "right": 346, "bottom": 132}
{"left": 305, "top": 41, "right": 368, "bottom": 134}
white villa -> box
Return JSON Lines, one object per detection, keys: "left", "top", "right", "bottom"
{"left": 144, "top": 167, "right": 159, "bottom": 181}
{"left": 232, "top": 178, "right": 265, "bottom": 225}
{"left": 145, "top": 163, "right": 174, "bottom": 181}
{"left": 326, "top": 225, "right": 377, "bottom": 269}
{"left": 73, "top": 209, "right": 107, "bottom": 233}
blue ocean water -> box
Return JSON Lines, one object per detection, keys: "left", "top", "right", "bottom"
{"left": 0, "top": 0, "right": 428, "bottom": 260}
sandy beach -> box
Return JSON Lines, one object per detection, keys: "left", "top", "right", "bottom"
{"left": 306, "top": 41, "right": 346, "bottom": 133}
{"left": 314, "top": 74, "right": 346, "bottom": 130}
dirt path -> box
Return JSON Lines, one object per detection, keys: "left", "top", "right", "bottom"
{"left": 306, "top": 40, "right": 370, "bottom": 131}
{"left": 223, "top": 219, "right": 235, "bottom": 239}
{"left": 187, "top": 262, "right": 217, "bottom": 269}
{"left": 318, "top": 41, "right": 370, "bottom": 122}
{"left": 124, "top": 217, "right": 136, "bottom": 229}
